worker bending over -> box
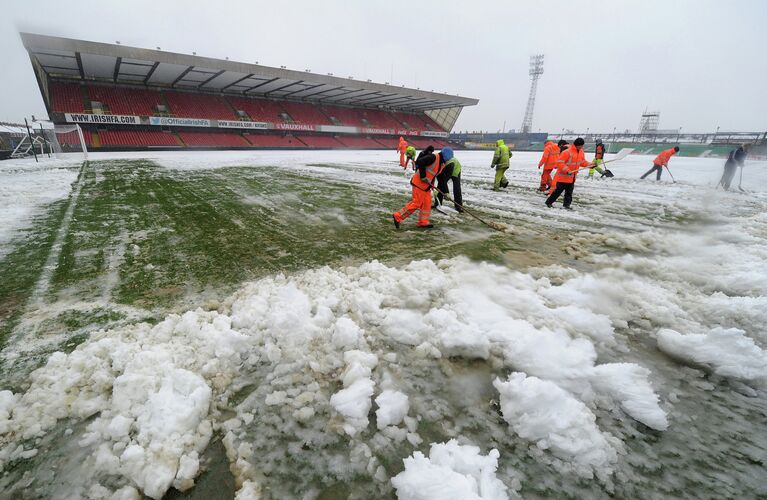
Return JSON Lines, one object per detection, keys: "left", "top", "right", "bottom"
{"left": 545, "top": 137, "right": 590, "bottom": 210}
{"left": 641, "top": 146, "right": 679, "bottom": 181}
{"left": 434, "top": 154, "right": 464, "bottom": 213}
{"left": 491, "top": 139, "right": 511, "bottom": 191}
{"left": 403, "top": 146, "right": 417, "bottom": 170}
{"left": 539, "top": 139, "right": 568, "bottom": 191}
{"left": 720, "top": 144, "right": 749, "bottom": 190}
{"left": 393, "top": 147, "right": 453, "bottom": 229}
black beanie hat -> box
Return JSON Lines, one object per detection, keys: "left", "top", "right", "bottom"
{"left": 574, "top": 137, "right": 585, "bottom": 146}
{"left": 674, "top": 146, "right": 680, "bottom": 152}
{"left": 557, "top": 139, "right": 568, "bottom": 147}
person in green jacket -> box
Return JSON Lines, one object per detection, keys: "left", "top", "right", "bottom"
{"left": 434, "top": 155, "right": 464, "bottom": 212}
{"left": 403, "top": 146, "right": 417, "bottom": 170}
{"left": 490, "top": 139, "right": 511, "bottom": 190}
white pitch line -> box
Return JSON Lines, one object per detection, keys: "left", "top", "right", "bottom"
{"left": 28, "top": 161, "right": 89, "bottom": 307}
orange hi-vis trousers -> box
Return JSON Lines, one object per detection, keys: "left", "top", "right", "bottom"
{"left": 394, "top": 186, "right": 432, "bottom": 226}
{"left": 540, "top": 168, "right": 554, "bottom": 191}
{"left": 399, "top": 151, "right": 406, "bottom": 168}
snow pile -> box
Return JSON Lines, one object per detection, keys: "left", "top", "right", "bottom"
{"left": 493, "top": 373, "right": 619, "bottom": 478}
{"left": 1, "top": 256, "right": 677, "bottom": 497}
{"left": 589, "top": 363, "right": 669, "bottom": 430}
{"left": 0, "top": 391, "right": 16, "bottom": 434}
{"left": 0, "top": 310, "right": 251, "bottom": 499}
{"left": 391, "top": 440, "right": 509, "bottom": 500}
{"left": 375, "top": 389, "right": 409, "bottom": 429}
{"left": 330, "top": 350, "right": 378, "bottom": 436}
{"left": 657, "top": 327, "right": 767, "bottom": 384}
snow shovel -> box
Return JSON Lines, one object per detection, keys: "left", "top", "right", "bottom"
{"left": 664, "top": 166, "right": 676, "bottom": 183}
{"left": 738, "top": 166, "right": 745, "bottom": 192}
{"left": 432, "top": 186, "right": 508, "bottom": 232}
{"left": 583, "top": 148, "right": 634, "bottom": 176}
{"left": 601, "top": 147, "right": 634, "bottom": 165}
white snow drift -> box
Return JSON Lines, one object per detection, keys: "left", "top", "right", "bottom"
{"left": 391, "top": 440, "right": 509, "bottom": 500}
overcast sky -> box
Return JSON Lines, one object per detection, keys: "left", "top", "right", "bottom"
{"left": 2, "top": 0, "right": 765, "bottom": 133}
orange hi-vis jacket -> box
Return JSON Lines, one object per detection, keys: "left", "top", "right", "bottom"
{"left": 653, "top": 148, "right": 677, "bottom": 166}
{"left": 554, "top": 146, "right": 590, "bottom": 184}
{"left": 411, "top": 153, "right": 443, "bottom": 191}
{"left": 538, "top": 141, "right": 559, "bottom": 170}
{"left": 398, "top": 138, "right": 407, "bottom": 153}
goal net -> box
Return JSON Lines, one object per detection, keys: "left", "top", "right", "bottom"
{"left": 40, "top": 124, "right": 89, "bottom": 160}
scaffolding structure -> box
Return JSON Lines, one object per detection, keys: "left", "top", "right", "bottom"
{"left": 520, "top": 54, "right": 544, "bottom": 134}
{"left": 638, "top": 109, "right": 661, "bottom": 134}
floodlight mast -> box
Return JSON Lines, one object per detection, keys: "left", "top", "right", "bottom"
{"left": 521, "top": 54, "right": 544, "bottom": 134}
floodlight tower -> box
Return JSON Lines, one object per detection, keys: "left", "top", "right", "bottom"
{"left": 521, "top": 54, "right": 544, "bottom": 134}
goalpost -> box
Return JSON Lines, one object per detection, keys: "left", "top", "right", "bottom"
{"left": 39, "top": 124, "right": 89, "bottom": 160}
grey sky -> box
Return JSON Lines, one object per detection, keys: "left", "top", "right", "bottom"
{"left": 2, "top": 0, "right": 765, "bottom": 133}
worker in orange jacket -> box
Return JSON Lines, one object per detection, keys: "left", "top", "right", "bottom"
{"left": 393, "top": 148, "right": 453, "bottom": 229}
{"left": 397, "top": 137, "right": 408, "bottom": 168}
{"left": 641, "top": 146, "right": 679, "bottom": 180}
{"left": 547, "top": 140, "right": 569, "bottom": 195}
{"left": 545, "top": 138, "right": 590, "bottom": 210}
{"left": 539, "top": 139, "right": 568, "bottom": 192}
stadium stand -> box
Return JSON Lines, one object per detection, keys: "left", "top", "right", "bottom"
{"left": 226, "top": 96, "right": 287, "bottom": 122}
{"left": 374, "top": 137, "right": 400, "bottom": 149}
{"left": 25, "top": 34, "right": 478, "bottom": 152}
{"left": 49, "top": 81, "right": 86, "bottom": 113}
{"left": 296, "top": 135, "right": 346, "bottom": 148}
{"left": 56, "top": 129, "right": 92, "bottom": 147}
{"left": 361, "top": 109, "right": 403, "bottom": 129}
{"left": 244, "top": 134, "right": 307, "bottom": 148}
{"left": 179, "top": 131, "right": 250, "bottom": 147}
{"left": 164, "top": 91, "right": 237, "bottom": 120}
{"left": 87, "top": 85, "right": 163, "bottom": 116}
{"left": 335, "top": 136, "right": 385, "bottom": 149}
{"left": 99, "top": 130, "right": 179, "bottom": 147}
{"left": 319, "top": 105, "right": 368, "bottom": 127}
{"left": 279, "top": 101, "right": 332, "bottom": 125}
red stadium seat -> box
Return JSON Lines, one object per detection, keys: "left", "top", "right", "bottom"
{"left": 226, "top": 96, "right": 287, "bottom": 122}
{"left": 49, "top": 81, "right": 87, "bottom": 113}
{"left": 334, "top": 136, "right": 385, "bottom": 149}
{"left": 98, "top": 130, "right": 179, "bottom": 146}
{"left": 164, "top": 91, "right": 237, "bottom": 120}
{"left": 374, "top": 137, "right": 399, "bottom": 149}
{"left": 319, "top": 105, "right": 368, "bottom": 127}
{"left": 243, "top": 134, "right": 307, "bottom": 148}
{"left": 279, "top": 101, "right": 332, "bottom": 125}
{"left": 294, "top": 135, "right": 344, "bottom": 148}
{"left": 87, "top": 85, "right": 163, "bottom": 116}
{"left": 179, "top": 131, "right": 249, "bottom": 147}
{"left": 55, "top": 129, "right": 92, "bottom": 146}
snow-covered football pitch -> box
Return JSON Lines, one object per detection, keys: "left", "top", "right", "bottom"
{"left": 0, "top": 149, "right": 765, "bottom": 499}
